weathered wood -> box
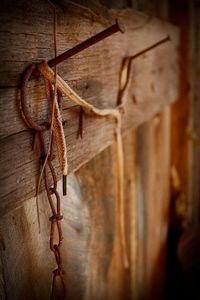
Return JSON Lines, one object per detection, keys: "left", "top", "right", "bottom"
{"left": 0, "top": 1, "right": 179, "bottom": 215}
{"left": 0, "top": 110, "right": 171, "bottom": 300}
{"left": 0, "top": 252, "right": 6, "bottom": 300}
{"left": 133, "top": 3, "right": 172, "bottom": 299}
{"left": 122, "top": 130, "right": 137, "bottom": 300}
{"left": 75, "top": 143, "right": 123, "bottom": 300}
{"left": 0, "top": 176, "right": 87, "bottom": 299}
{"left": 0, "top": 144, "right": 124, "bottom": 299}
{"left": 169, "top": 0, "right": 190, "bottom": 225}
{"left": 145, "top": 109, "right": 170, "bottom": 300}
{"left": 134, "top": 108, "right": 171, "bottom": 299}
{"left": 0, "top": 5, "right": 179, "bottom": 139}
{"left": 0, "top": 0, "right": 185, "bottom": 299}
{"left": 0, "top": 124, "right": 140, "bottom": 299}
{"left": 187, "top": 0, "right": 200, "bottom": 225}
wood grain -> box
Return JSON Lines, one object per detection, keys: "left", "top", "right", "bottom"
{"left": 0, "top": 110, "right": 171, "bottom": 299}
{"left": 0, "top": 1, "right": 179, "bottom": 215}
{"left": 169, "top": 0, "right": 190, "bottom": 226}
{"left": 0, "top": 143, "right": 132, "bottom": 300}
{"left": 0, "top": 0, "right": 182, "bottom": 299}
{"left": 134, "top": 108, "right": 171, "bottom": 299}
{"left": 0, "top": 176, "right": 86, "bottom": 299}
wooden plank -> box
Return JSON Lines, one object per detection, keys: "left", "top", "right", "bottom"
{"left": 134, "top": 108, "right": 171, "bottom": 299}
{"left": 0, "top": 7, "right": 179, "bottom": 139}
{"left": 0, "top": 2, "right": 178, "bottom": 89}
{"left": 187, "top": 0, "right": 200, "bottom": 225}
{"left": 169, "top": 0, "right": 190, "bottom": 224}
{"left": 0, "top": 2, "right": 179, "bottom": 215}
{"left": 0, "top": 145, "right": 121, "bottom": 299}
{"left": 0, "top": 0, "right": 179, "bottom": 299}
{"left": 135, "top": 122, "right": 150, "bottom": 299}
{"left": 145, "top": 109, "right": 170, "bottom": 300}
{"left": 76, "top": 144, "right": 124, "bottom": 300}
{"left": 164, "top": 2, "right": 191, "bottom": 297}
{"left": 170, "top": 0, "right": 190, "bottom": 218}
{"left": 0, "top": 253, "right": 6, "bottom": 300}
{"left": 132, "top": 3, "right": 171, "bottom": 299}
{"left": 0, "top": 129, "right": 139, "bottom": 299}
{"left": 0, "top": 192, "right": 54, "bottom": 299}
{"left": 0, "top": 176, "right": 88, "bottom": 299}
{"left": 122, "top": 130, "right": 137, "bottom": 300}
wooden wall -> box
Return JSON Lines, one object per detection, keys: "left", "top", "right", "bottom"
{"left": 188, "top": 0, "right": 200, "bottom": 226}
{"left": 0, "top": 0, "right": 184, "bottom": 299}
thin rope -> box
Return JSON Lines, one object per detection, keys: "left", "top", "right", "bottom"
{"left": 36, "top": 7, "right": 58, "bottom": 232}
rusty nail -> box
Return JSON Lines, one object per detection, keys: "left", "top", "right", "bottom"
{"left": 48, "top": 19, "right": 124, "bottom": 67}
{"left": 62, "top": 175, "right": 67, "bottom": 196}
{"left": 129, "top": 35, "right": 171, "bottom": 61}
{"left": 77, "top": 106, "right": 84, "bottom": 139}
